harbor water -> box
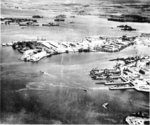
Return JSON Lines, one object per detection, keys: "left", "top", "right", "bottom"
{"left": 1, "top": 41, "right": 149, "bottom": 124}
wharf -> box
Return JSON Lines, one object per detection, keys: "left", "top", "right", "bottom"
{"left": 109, "top": 84, "right": 134, "bottom": 90}
{"left": 89, "top": 55, "right": 150, "bottom": 93}
{"left": 105, "top": 81, "right": 130, "bottom": 85}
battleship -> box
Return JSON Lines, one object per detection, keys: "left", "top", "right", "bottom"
{"left": 90, "top": 68, "right": 121, "bottom": 80}
{"left": 109, "top": 56, "right": 150, "bottom": 66}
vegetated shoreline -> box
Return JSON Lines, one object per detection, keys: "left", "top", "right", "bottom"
{"left": 107, "top": 14, "right": 150, "bottom": 23}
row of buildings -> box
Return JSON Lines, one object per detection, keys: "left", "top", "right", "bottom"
{"left": 2, "top": 34, "right": 149, "bottom": 62}
{"left": 9, "top": 35, "right": 136, "bottom": 62}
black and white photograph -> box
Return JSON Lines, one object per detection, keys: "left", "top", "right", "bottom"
{"left": 0, "top": 0, "right": 150, "bottom": 124}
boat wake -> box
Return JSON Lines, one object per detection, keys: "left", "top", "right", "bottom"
{"left": 40, "top": 71, "right": 57, "bottom": 78}
{"left": 90, "top": 86, "right": 109, "bottom": 90}
{"left": 16, "top": 80, "right": 109, "bottom": 93}
{"left": 16, "top": 82, "right": 89, "bottom": 92}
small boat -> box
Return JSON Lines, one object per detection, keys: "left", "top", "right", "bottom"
{"left": 2, "top": 43, "right": 7, "bottom": 46}
{"left": 102, "top": 102, "right": 108, "bottom": 109}
{"left": 6, "top": 42, "right": 13, "bottom": 46}
{"left": 40, "top": 71, "right": 50, "bottom": 76}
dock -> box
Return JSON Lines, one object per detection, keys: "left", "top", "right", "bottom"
{"left": 105, "top": 81, "right": 130, "bottom": 85}
{"left": 109, "top": 84, "right": 135, "bottom": 90}
{"left": 89, "top": 55, "right": 150, "bottom": 93}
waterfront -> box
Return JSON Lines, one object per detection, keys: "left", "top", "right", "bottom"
{"left": 1, "top": 44, "right": 150, "bottom": 123}
{"left": 1, "top": 0, "right": 150, "bottom": 124}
